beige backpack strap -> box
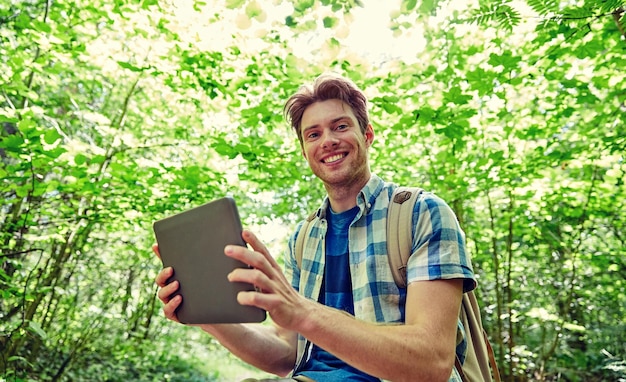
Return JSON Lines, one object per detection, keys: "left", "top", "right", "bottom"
{"left": 486, "top": 329, "right": 501, "bottom": 382}
{"left": 294, "top": 211, "right": 318, "bottom": 269}
{"left": 386, "top": 187, "right": 422, "bottom": 289}
{"left": 292, "top": 211, "right": 318, "bottom": 374}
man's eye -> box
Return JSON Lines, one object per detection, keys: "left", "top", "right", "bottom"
{"left": 337, "top": 124, "right": 348, "bottom": 130}
{"left": 307, "top": 132, "right": 319, "bottom": 139}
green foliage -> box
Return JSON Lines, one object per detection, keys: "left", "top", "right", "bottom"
{"left": 466, "top": 3, "right": 522, "bottom": 31}
{"left": 527, "top": 0, "right": 560, "bottom": 16}
{"left": 1, "top": 0, "right": 625, "bottom": 380}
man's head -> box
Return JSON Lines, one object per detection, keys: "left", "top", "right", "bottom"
{"left": 284, "top": 73, "right": 370, "bottom": 146}
{"left": 284, "top": 74, "right": 374, "bottom": 198}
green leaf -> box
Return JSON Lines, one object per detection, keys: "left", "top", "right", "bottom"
{"left": 1, "top": 134, "right": 25, "bottom": 152}
{"left": 401, "top": 0, "right": 417, "bottom": 12}
{"left": 234, "top": 143, "right": 251, "bottom": 154}
{"left": 43, "top": 147, "right": 66, "bottom": 159}
{"left": 117, "top": 61, "right": 144, "bottom": 72}
{"left": 415, "top": 107, "right": 437, "bottom": 122}
{"left": 225, "top": 0, "right": 246, "bottom": 9}
{"left": 28, "top": 321, "right": 47, "bottom": 340}
{"left": 91, "top": 155, "right": 106, "bottom": 164}
{"left": 31, "top": 20, "right": 52, "bottom": 34}
{"left": 74, "top": 154, "right": 87, "bottom": 165}
{"left": 0, "top": 112, "right": 19, "bottom": 124}
{"left": 285, "top": 15, "right": 297, "bottom": 27}
{"left": 323, "top": 16, "right": 337, "bottom": 28}
{"left": 488, "top": 52, "right": 521, "bottom": 69}
{"left": 419, "top": 0, "right": 438, "bottom": 14}
{"left": 214, "top": 142, "right": 237, "bottom": 159}
{"left": 443, "top": 86, "right": 472, "bottom": 105}
{"left": 245, "top": 1, "right": 263, "bottom": 18}
{"left": 193, "top": 0, "right": 207, "bottom": 11}
{"left": 293, "top": 0, "right": 315, "bottom": 13}
{"left": 141, "top": 0, "right": 159, "bottom": 9}
{"left": 466, "top": 67, "right": 494, "bottom": 95}
{"left": 527, "top": 0, "right": 559, "bottom": 16}
{"left": 43, "top": 129, "right": 61, "bottom": 145}
{"left": 435, "top": 122, "right": 465, "bottom": 140}
{"left": 17, "top": 118, "right": 37, "bottom": 134}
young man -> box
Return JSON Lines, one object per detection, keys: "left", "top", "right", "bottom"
{"left": 154, "top": 74, "right": 476, "bottom": 382}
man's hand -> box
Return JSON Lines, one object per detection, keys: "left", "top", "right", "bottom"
{"left": 225, "top": 230, "right": 310, "bottom": 331}
{"left": 153, "top": 244, "right": 183, "bottom": 323}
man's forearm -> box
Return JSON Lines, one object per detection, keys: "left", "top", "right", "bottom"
{"left": 297, "top": 304, "right": 455, "bottom": 382}
{"left": 200, "top": 323, "right": 297, "bottom": 377}
{"left": 293, "top": 280, "right": 463, "bottom": 382}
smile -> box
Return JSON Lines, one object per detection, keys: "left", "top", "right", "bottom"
{"left": 322, "top": 153, "right": 346, "bottom": 164}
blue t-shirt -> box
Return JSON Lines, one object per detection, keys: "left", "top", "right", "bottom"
{"left": 299, "top": 206, "right": 380, "bottom": 382}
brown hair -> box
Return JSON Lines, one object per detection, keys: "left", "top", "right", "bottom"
{"left": 284, "top": 73, "right": 369, "bottom": 145}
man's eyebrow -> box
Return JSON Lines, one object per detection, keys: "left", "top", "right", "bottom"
{"left": 331, "top": 116, "right": 351, "bottom": 124}
{"left": 303, "top": 116, "right": 352, "bottom": 132}
{"left": 301, "top": 123, "right": 318, "bottom": 134}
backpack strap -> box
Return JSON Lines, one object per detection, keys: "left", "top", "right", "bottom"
{"left": 386, "top": 187, "right": 422, "bottom": 289}
{"left": 486, "top": 329, "right": 501, "bottom": 382}
{"left": 294, "top": 211, "right": 317, "bottom": 270}
{"left": 292, "top": 211, "right": 318, "bottom": 374}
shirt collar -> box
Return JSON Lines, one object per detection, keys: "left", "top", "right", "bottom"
{"left": 315, "top": 174, "right": 385, "bottom": 219}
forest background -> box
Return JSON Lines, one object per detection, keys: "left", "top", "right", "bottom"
{"left": 1, "top": 0, "right": 624, "bottom": 381}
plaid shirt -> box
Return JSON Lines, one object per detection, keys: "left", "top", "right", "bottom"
{"left": 285, "top": 174, "right": 476, "bottom": 381}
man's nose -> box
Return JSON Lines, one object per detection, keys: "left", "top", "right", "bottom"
{"left": 321, "top": 129, "right": 339, "bottom": 148}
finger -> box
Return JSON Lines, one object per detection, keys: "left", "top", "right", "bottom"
{"left": 155, "top": 267, "right": 174, "bottom": 287}
{"left": 241, "top": 230, "right": 281, "bottom": 270}
{"left": 152, "top": 244, "right": 161, "bottom": 260}
{"left": 241, "top": 230, "right": 269, "bottom": 255}
{"left": 228, "top": 267, "right": 271, "bottom": 292}
{"left": 162, "top": 294, "right": 182, "bottom": 323}
{"left": 157, "top": 279, "right": 179, "bottom": 303}
{"left": 225, "top": 245, "right": 275, "bottom": 279}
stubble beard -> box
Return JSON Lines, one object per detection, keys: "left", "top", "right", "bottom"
{"left": 316, "top": 153, "right": 370, "bottom": 195}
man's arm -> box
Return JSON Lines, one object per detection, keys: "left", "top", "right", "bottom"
{"left": 227, "top": 231, "right": 464, "bottom": 382}
{"left": 154, "top": 247, "right": 298, "bottom": 376}
{"left": 295, "top": 280, "right": 463, "bottom": 381}
{"left": 199, "top": 322, "right": 297, "bottom": 376}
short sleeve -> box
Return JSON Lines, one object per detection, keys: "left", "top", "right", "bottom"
{"left": 406, "top": 192, "right": 477, "bottom": 292}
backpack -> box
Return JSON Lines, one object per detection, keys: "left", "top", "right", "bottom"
{"left": 294, "top": 187, "right": 501, "bottom": 382}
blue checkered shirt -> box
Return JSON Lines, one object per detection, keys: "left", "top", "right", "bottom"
{"left": 285, "top": 174, "right": 477, "bottom": 381}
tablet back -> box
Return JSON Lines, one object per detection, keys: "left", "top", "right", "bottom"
{"left": 153, "top": 197, "right": 266, "bottom": 324}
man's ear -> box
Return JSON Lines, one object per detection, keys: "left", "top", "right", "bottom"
{"left": 365, "top": 124, "right": 375, "bottom": 148}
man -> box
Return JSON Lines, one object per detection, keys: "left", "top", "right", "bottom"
{"left": 154, "top": 74, "right": 476, "bottom": 381}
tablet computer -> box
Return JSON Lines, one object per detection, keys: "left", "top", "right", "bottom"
{"left": 152, "top": 197, "right": 266, "bottom": 324}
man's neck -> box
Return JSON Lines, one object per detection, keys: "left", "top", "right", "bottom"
{"left": 324, "top": 174, "right": 371, "bottom": 213}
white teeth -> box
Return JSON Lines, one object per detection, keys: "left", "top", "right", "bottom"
{"left": 324, "top": 154, "right": 344, "bottom": 163}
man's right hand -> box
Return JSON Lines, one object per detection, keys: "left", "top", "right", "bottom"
{"left": 153, "top": 244, "right": 182, "bottom": 323}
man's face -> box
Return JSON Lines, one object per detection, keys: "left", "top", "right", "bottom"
{"left": 300, "top": 99, "right": 374, "bottom": 189}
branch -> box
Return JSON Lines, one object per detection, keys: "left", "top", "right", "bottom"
{"left": 21, "top": 0, "right": 52, "bottom": 109}
{"left": 111, "top": 76, "right": 141, "bottom": 130}
{"left": 0, "top": 248, "right": 46, "bottom": 259}
{"left": 612, "top": 7, "right": 626, "bottom": 43}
